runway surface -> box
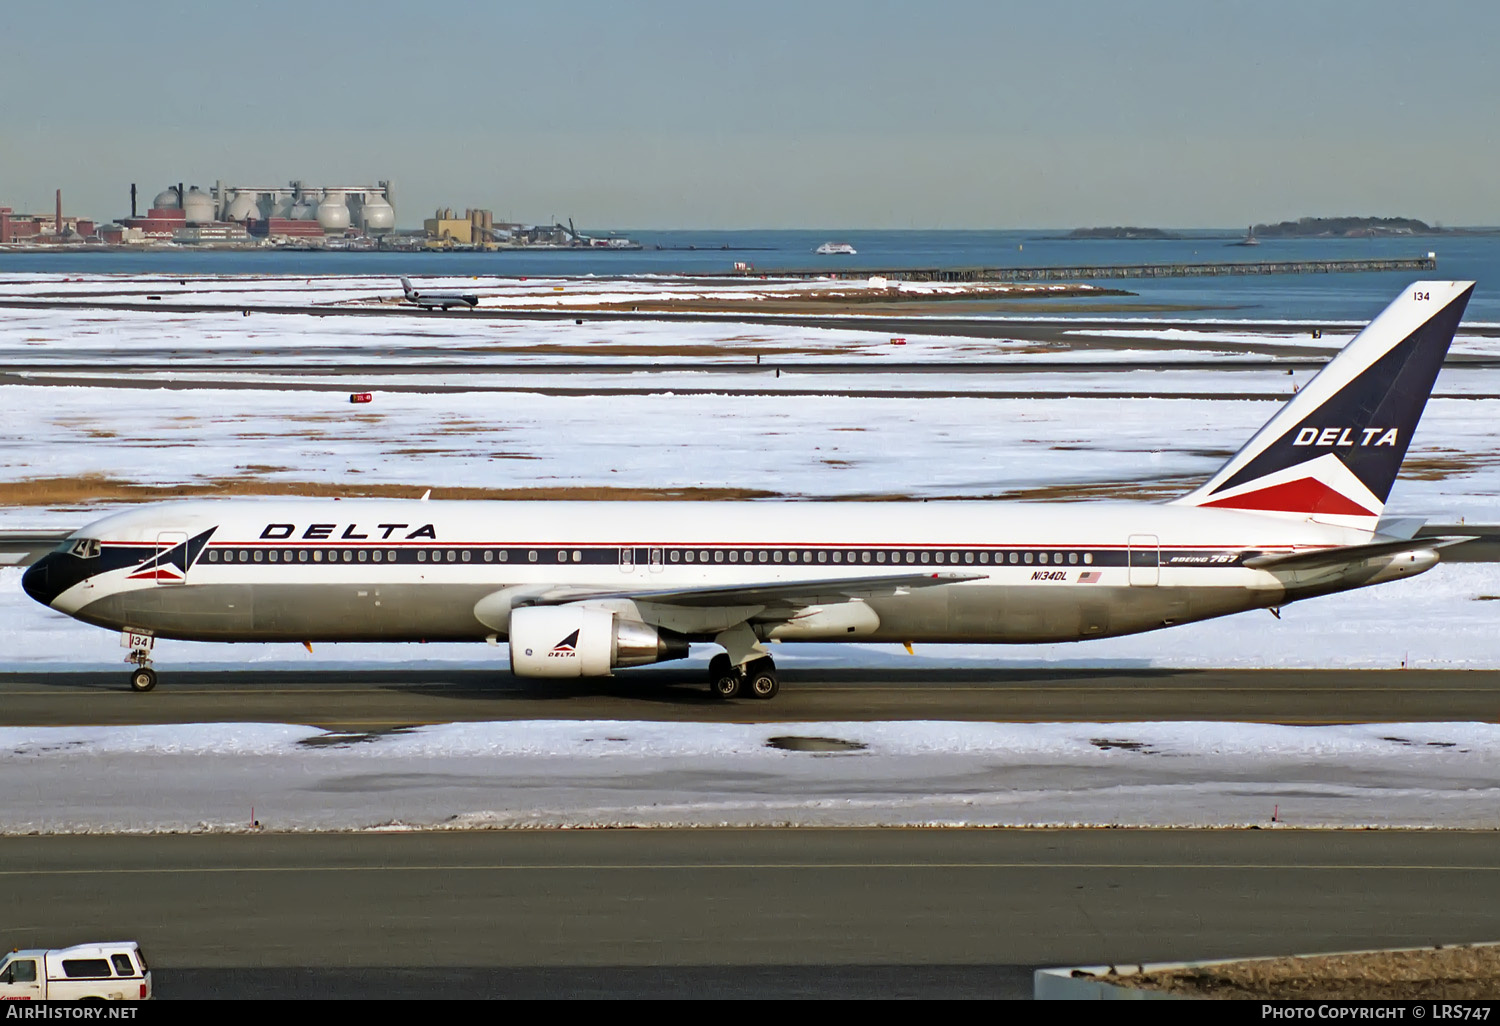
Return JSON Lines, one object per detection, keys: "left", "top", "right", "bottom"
{"left": 6, "top": 829, "right": 1498, "bottom": 998}
{"left": 4, "top": 667, "right": 1498, "bottom": 728}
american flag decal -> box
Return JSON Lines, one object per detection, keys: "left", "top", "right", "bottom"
{"left": 1079, "top": 571, "right": 1102, "bottom": 583}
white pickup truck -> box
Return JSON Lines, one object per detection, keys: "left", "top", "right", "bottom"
{"left": 0, "top": 943, "right": 152, "bottom": 1001}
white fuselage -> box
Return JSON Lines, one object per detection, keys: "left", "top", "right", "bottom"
{"left": 30, "top": 497, "right": 1399, "bottom": 648}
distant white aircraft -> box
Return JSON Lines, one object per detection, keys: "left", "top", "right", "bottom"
{"left": 399, "top": 276, "right": 478, "bottom": 310}
{"left": 22, "top": 281, "right": 1476, "bottom": 699}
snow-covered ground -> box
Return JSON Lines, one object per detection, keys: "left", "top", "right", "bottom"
{"left": 3, "top": 385, "right": 1498, "bottom": 511}
{"left": 0, "top": 304, "right": 1344, "bottom": 366}
{"left": 1, "top": 719, "right": 1495, "bottom": 833}
{"left": 0, "top": 271, "right": 1115, "bottom": 309}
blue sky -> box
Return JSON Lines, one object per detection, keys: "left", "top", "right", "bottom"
{"left": 3, "top": 0, "right": 1496, "bottom": 228}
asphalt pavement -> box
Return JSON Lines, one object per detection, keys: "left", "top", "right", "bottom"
{"left": 3, "top": 666, "right": 1497, "bottom": 728}
{"left": 6, "top": 829, "right": 1497, "bottom": 999}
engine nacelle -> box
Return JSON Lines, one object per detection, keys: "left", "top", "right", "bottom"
{"left": 508, "top": 605, "right": 689, "bottom": 678}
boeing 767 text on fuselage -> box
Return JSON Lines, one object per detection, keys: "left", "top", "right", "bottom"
{"left": 21, "top": 282, "right": 1476, "bottom": 698}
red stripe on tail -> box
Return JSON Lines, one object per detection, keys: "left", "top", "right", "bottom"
{"left": 1198, "top": 476, "right": 1376, "bottom": 517}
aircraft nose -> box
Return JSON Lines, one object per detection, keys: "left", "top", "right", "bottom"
{"left": 21, "top": 556, "right": 58, "bottom": 606}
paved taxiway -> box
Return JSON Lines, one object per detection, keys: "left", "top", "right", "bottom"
{"left": 6, "top": 829, "right": 1498, "bottom": 999}
{"left": 3, "top": 667, "right": 1498, "bottom": 728}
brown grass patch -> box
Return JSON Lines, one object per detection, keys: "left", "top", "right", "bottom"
{"left": 967, "top": 475, "right": 1206, "bottom": 503}
{"left": 1129, "top": 945, "right": 1500, "bottom": 1000}
{"left": 0, "top": 474, "right": 781, "bottom": 505}
{"left": 496, "top": 342, "right": 829, "bottom": 359}
{"left": 1399, "top": 450, "right": 1500, "bottom": 481}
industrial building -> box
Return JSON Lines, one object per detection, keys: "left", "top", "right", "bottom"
{"left": 0, "top": 191, "right": 96, "bottom": 244}
{"left": 421, "top": 209, "right": 640, "bottom": 250}
{"left": 117, "top": 180, "right": 396, "bottom": 244}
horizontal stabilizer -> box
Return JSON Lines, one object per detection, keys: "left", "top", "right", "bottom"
{"left": 0, "top": 530, "right": 77, "bottom": 567}
{"left": 1243, "top": 535, "right": 1473, "bottom": 573}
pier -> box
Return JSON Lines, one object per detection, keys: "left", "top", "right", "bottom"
{"left": 721, "top": 255, "right": 1438, "bottom": 283}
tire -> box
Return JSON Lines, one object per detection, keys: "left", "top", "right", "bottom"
{"left": 129, "top": 667, "right": 158, "bottom": 693}
{"left": 709, "top": 673, "right": 742, "bottom": 700}
{"left": 746, "top": 669, "right": 779, "bottom": 700}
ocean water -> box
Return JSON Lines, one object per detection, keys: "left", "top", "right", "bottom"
{"left": 2, "top": 229, "right": 1497, "bottom": 322}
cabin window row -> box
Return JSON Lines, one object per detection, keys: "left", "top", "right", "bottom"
{"left": 667, "top": 549, "right": 1093, "bottom": 566}
{"left": 203, "top": 547, "right": 1096, "bottom": 566}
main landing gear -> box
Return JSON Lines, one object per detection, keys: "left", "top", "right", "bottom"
{"left": 707, "top": 653, "right": 779, "bottom": 701}
{"left": 124, "top": 632, "right": 157, "bottom": 692}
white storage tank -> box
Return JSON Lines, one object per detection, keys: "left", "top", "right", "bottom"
{"left": 225, "top": 191, "right": 260, "bottom": 222}
{"left": 183, "top": 188, "right": 216, "bottom": 224}
{"left": 316, "top": 191, "right": 351, "bottom": 232}
{"left": 152, "top": 187, "right": 180, "bottom": 210}
{"left": 359, "top": 193, "right": 395, "bottom": 233}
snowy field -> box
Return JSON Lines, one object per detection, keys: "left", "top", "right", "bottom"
{"left": 0, "top": 271, "right": 1117, "bottom": 310}
{"left": 2, "top": 719, "right": 1496, "bottom": 833}
{"left": 3, "top": 385, "right": 1498, "bottom": 511}
{"left": 0, "top": 304, "right": 1361, "bottom": 367}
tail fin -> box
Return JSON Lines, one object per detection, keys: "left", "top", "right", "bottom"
{"left": 399, "top": 275, "right": 414, "bottom": 296}
{"left": 1172, "top": 280, "right": 1474, "bottom": 531}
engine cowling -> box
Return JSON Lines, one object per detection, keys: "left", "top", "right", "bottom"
{"left": 508, "top": 605, "right": 689, "bottom": 678}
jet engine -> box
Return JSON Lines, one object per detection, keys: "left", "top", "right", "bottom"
{"left": 508, "top": 605, "right": 689, "bottom": 678}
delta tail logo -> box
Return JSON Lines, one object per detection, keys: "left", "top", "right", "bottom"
{"left": 1174, "top": 282, "right": 1473, "bottom": 528}
{"left": 548, "top": 630, "right": 580, "bottom": 657}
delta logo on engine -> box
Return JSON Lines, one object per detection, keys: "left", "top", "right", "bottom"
{"left": 549, "top": 630, "right": 579, "bottom": 657}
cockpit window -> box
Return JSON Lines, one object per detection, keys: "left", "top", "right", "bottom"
{"left": 68, "top": 538, "right": 101, "bottom": 559}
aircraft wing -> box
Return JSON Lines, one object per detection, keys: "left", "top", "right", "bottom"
{"left": 1243, "top": 535, "right": 1473, "bottom": 573}
{"left": 0, "top": 530, "right": 76, "bottom": 568}
{"left": 527, "top": 571, "right": 985, "bottom": 609}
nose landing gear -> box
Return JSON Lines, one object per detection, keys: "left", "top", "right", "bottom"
{"left": 123, "top": 631, "right": 157, "bottom": 692}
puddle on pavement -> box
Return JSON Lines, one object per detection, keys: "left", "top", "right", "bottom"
{"left": 766, "top": 736, "right": 868, "bottom": 753}
{"left": 1090, "top": 738, "right": 1159, "bottom": 754}
{"left": 298, "top": 725, "right": 421, "bottom": 749}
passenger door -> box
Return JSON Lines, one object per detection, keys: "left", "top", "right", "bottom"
{"left": 156, "top": 531, "right": 188, "bottom": 585}
{"left": 0, "top": 958, "right": 42, "bottom": 1000}
{"left": 1127, "top": 534, "right": 1160, "bottom": 587}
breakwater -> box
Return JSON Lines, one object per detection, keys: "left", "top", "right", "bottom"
{"left": 724, "top": 254, "right": 1439, "bottom": 282}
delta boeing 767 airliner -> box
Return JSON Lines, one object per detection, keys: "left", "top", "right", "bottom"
{"left": 21, "top": 281, "right": 1476, "bottom": 699}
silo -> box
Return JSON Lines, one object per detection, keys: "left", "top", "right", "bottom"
{"left": 225, "top": 191, "right": 261, "bottom": 222}
{"left": 183, "top": 187, "right": 216, "bottom": 224}
{"left": 360, "top": 193, "right": 395, "bottom": 234}
{"left": 152, "top": 187, "right": 181, "bottom": 210}
{"left": 316, "top": 191, "right": 351, "bottom": 233}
